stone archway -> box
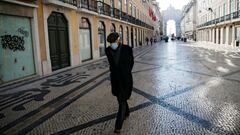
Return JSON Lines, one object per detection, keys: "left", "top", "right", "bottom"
{"left": 162, "top": 5, "right": 182, "bottom": 37}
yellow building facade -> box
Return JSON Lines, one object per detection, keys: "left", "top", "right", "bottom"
{"left": 0, "top": 0, "right": 155, "bottom": 84}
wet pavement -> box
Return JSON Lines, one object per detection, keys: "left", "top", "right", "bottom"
{"left": 0, "top": 41, "right": 240, "bottom": 135}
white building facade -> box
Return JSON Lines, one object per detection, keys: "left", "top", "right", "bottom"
{"left": 152, "top": 0, "right": 162, "bottom": 41}
{"left": 197, "top": 0, "right": 240, "bottom": 47}
{"left": 181, "top": 0, "right": 197, "bottom": 40}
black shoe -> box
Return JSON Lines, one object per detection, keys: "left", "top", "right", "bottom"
{"left": 124, "top": 113, "right": 130, "bottom": 120}
{"left": 114, "top": 129, "right": 121, "bottom": 133}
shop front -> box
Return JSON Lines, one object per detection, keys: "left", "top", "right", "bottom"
{"left": 0, "top": 1, "right": 38, "bottom": 84}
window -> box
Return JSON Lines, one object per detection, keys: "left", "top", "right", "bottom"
{"left": 98, "top": 0, "right": 104, "bottom": 14}
{"left": 110, "top": 0, "right": 114, "bottom": 16}
{"left": 98, "top": 21, "right": 106, "bottom": 56}
{"left": 119, "top": 0, "right": 122, "bottom": 11}
{"left": 126, "top": 26, "right": 129, "bottom": 45}
{"left": 110, "top": 23, "right": 116, "bottom": 32}
{"left": 125, "top": 0, "right": 128, "bottom": 13}
{"left": 134, "top": 6, "right": 136, "bottom": 17}
{"left": 79, "top": 18, "right": 92, "bottom": 61}
{"left": 230, "top": 0, "right": 235, "bottom": 13}
{"left": 223, "top": 3, "right": 226, "bottom": 16}
{"left": 130, "top": 1, "right": 132, "bottom": 15}
{"left": 120, "top": 25, "right": 124, "bottom": 43}
{"left": 80, "top": 18, "right": 90, "bottom": 28}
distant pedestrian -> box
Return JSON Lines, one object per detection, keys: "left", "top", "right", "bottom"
{"left": 154, "top": 38, "right": 157, "bottom": 43}
{"left": 150, "top": 38, "right": 153, "bottom": 45}
{"left": 105, "top": 32, "right": 134, "bottom": 133}
{"left": 146, "top": 37, "right": 149, "bottom": 45}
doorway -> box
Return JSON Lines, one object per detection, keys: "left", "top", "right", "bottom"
{"left": 48, "top": 12, "right": 70, "bottom": 71}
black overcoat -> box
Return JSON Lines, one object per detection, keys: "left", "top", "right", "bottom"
{"left": 105, "top": 44, "right": 134, "bottom": 100}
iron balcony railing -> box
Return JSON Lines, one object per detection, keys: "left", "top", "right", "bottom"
{"left": 233, "top": 11, "right": 238, "bottom": 19}
{"left": 97, "top": 1, "right": 111, "bottom": 16}
{"left": 114, "top": 8, "right": 121, "bottom": 19}
{"left": 59, "top": 0, "right": 77, "bottom": 6}
{"left": 220, "top": 16, "right": 225, "bottom": 22}
{"left": 121, "top": 12, "right": 128, "bottom": 21}
{"left": 76, "top": 0, "right": 154, "bottom": 30}
{"left": 79, "top": 0, "right": 97, "bottom": 12}
{"left": 198, "top": 10, "right": 240, "bottom": 28}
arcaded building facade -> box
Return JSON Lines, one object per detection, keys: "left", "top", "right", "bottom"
{"left": 197, "top": 0, "right": 240, "bottom": 48}
{"left": 0, "top": 0, "right": 155, "bottom": 84}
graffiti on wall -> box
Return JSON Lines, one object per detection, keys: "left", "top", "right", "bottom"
{"left": 0, "top": 27, "right": 29, "bottom": 52}
{"left": 17, "top": 27, "right": 29, "bottom": 37}
{"left": 1, "top": 35, "right": 25, "bottom": 51}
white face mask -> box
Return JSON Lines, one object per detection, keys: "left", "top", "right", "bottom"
{"left": 111, "top": 43, "right": 118, "bottom": 50}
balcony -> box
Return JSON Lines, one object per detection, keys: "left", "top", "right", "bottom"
{"left": 42, "top": 0, "right": 154, "bottom": 30}
{"left": 59, "top": 0, "right": 77, "bottom": 6}
{"left": 121, "top": 12, "right": 128, "bottom": 21}
{"left": 78, "top": 0, "right": 97, "bottom": 12}
{"left": 215, "top": 18, "right": 220, "bottom": 24}
{"left": 97, "top": 1, "right": 111, "bottom": 16}
{"left": 220, "top": 16, "right": 225, "bottom": 22}
{"left": 198, "top": 10, "right": 240, "bottom": 28}
{"left": 43, "top": 0, "right": 77, "bottom": 9}
{"left": 233, "top": 11, "right": 238, "bottom": 19}
{"left": 114, "top": 8, "right": 121, "bottom": 19}
{"left": 76, "top": 0, "right": 154, "bottom": 30}
{"left": 225, "top": 14, "right": 231, "bottom": 21}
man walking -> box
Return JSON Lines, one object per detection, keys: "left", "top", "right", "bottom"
{"left": 105, "top": 32, "right": 134, "bottom": 133}
{"left": 146, "top": 37, "right": 149, "bottom": 45}
{"left": 150, "top": 38, "right": 153, "bottom": 46}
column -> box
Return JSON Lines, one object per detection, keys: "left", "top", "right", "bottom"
{"left": 209, "top": 29, "right": 212, "bottom": 42}
{"left": 226, "top": 26, "right": 229, "bottom": 45}
{"left": 216, "top": 28, "right": 219, "bottom": 44}
{"left": 220, "top": 27, "right": 224, "bottom": 45}
{"left": 212, "top": 28, "right": 215, "bottom": 43}
{"left": 204, "top": 30, "right": 206, "bottom": 41}
{"left": 231, "top": 25, "right": 235, "bottom": 46}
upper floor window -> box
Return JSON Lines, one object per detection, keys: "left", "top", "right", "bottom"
{"left": 110, "top": 0, "right": 114, "bottom": 8}
{"left": 134, "top": 6, "right": 136, "bottom": 17}
{"left": 130, "top": 1, "right": 132, "bottom": 15}
{"left": 230, "top": 0, "right": 235, "bottom": 13}
{"left": 119, "top": 0, "right": 122, "bottom": 11}
{"left": 125, "top": 0, "right": 128, "bottom": 13}
{"left": 223, "top": 3, "right": 226, "bottom": 16}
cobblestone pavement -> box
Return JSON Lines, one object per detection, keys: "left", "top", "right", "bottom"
{"left": 1, "top": 41, "right": 240, "bottom": 135}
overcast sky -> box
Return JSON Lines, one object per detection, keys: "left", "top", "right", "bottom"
{"left": 157, "top": 0, "right": 190, "bottom": 11}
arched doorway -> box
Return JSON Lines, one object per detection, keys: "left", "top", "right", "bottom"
{"left": 48, "top": 12, "right": 70, "bottom": 71}
{"left": 119, "top": 25, "right": 123, "bottom": 43}
{"left": 98, "top": 21, "right": 106, "bottom": 57}
{"left": 79, "top": 18, "right": 92, "bottom": 62}
{"left": 126, "top": 26, "right": 129, "bottom": 45}
{"left": 135, "top": 28, "right": 137, "bottom": 47}
{"left": 110, "top": 23, "right": 116, "bottom": 32}
{"left": 131, "top": 27, "right": 134, "bottom": 47}
{"left": 138, "top": 28, "right": 140, "bottom": 45}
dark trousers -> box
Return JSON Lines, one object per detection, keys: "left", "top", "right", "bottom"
{"left": 115, "top": 97, "right": 129, "bottom": 130}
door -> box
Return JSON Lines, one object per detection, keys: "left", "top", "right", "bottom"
{"left": 135, "top": 28, "right": 137, "bottom": 47}
{"left": 48, "top": 12, "right": 70, "bottom": 71}
{"left": 98, "top": 21, "right": 106, "bottom": 57}
{"left": 131, "top": 28, "right": 134, "bottom": 48}
{"left": 0, "top": 14, "right": 35, "bottom": 83}
{"left": 80, "top": 18, "right": 92, "bottom": 61}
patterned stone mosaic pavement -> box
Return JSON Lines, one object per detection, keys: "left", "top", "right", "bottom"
{"left": 0, "top": 41, "right": 240, "bottom": 135}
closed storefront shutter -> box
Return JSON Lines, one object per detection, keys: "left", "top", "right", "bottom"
{"left": 0, "top": 14, "right": 35, "bottom": 84}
